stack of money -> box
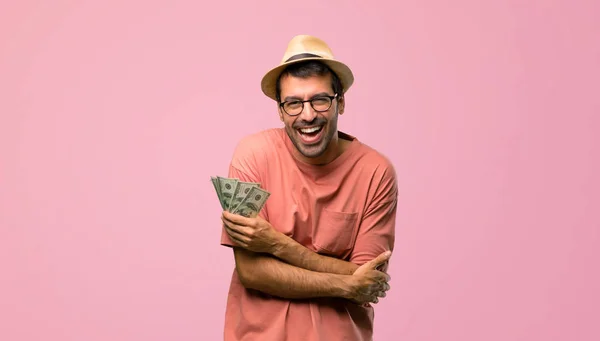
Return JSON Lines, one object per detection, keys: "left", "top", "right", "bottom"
{"left": 211, "top": 176, "right": 270, "bottom": 218}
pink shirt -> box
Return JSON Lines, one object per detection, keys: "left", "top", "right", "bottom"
{"left": 221, "top": 128, "right": 398, "bottom": 341}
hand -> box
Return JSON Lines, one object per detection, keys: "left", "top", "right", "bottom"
{"left": 345, "top": 251, "right": 392, "bottom": 305}
{"left": 221, "top": 211, "right": 282, "bottom": 254}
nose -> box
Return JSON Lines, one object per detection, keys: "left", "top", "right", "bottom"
{"left": 299, "top": 101, "right": 318, "bottom": 122}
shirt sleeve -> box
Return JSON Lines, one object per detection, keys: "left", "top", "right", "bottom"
{"left": 220, "top": 135, "right": 267, "bottom": 248}
{"left": 220, "top": 164, "right": 263, "bottom": 247}
{"left": 349, "top": 164, "right": 398, "bottom": 269}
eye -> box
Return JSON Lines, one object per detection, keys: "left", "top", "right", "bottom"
{"left": 312, "top": 97, "right": 329, "bottom": 106}
{"left": 285, "top": 101, "right": 302, "bottom": 109}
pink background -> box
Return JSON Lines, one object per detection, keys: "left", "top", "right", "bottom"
{"left": 1, "top": 0, "right": 599, "bottom": 340}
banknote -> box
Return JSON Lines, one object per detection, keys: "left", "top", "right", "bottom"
{"left": 231, "top": 186, "right": 271, "bottom": 218}
{"left": 210, "top": 175, "right": 270, "bottom": 216}
{"left": 210, "top": 176, "right": 225, "bottom": 209}
{"left": 229, "top": 181, "right": 260, "bottom": 212}
{"left": 217, "top": 176, "right": 238, "bottom": 210}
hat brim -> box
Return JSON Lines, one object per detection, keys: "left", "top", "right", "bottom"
{"left": 260, "top": 57, "right": 354, "bottom": 101}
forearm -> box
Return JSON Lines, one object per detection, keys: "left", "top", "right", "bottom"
{"left": 271, "top": 233, "right": 359, "bottom": 275}
{"left": 234, "top": 248, "right": 353, "bottom": 300}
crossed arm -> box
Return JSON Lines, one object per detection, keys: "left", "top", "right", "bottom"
{"left": 222, "top": 212, "right": 391, "bottom": 304}
{"left": 263, "top": 223, "right": 359, "bottom": 275}
{"left": 220, "top": 159, "right": 396, "bottom": 304}
{"left": 232, "top": 247, "right": 356, "bottom": 300}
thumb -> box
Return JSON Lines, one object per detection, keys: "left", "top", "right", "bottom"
{"left": 367, "top": 251, "right": 392, "bottom": 269}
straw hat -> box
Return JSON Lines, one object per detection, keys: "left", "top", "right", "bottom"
{"left": 260, "top": 35, "right": 354, "bottom": 101}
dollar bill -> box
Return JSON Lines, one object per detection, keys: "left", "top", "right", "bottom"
{"left": 231, "top": 186, "right": 271, "bottom": 218}
{"left": 229, "top": 181, "right": 260, "bottom": 211}
{"left": 210, "top": 176, "right": 226, "bottom": 210}
{"left": 217, "top": 176, "right": 238, "bottom": 210}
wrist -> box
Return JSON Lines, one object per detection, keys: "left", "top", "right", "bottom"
{"left": 335, "top": 275, "right": 356, "bottom": 300}
{"left": 269, "top": 229, "right": 288, "bottom": 256}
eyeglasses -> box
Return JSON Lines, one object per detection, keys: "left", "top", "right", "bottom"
{"left": 279, "top": 94, "right": 338, "bottom": 116}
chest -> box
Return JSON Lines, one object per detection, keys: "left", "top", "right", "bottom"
{"left": 262, "top": 164, "right": 371, "bottom": 259}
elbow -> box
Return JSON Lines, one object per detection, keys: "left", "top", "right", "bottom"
{"left": 233, "top": 248, "right": 258, "bottom": 289}
{"left": 235, "top": 264, "right": 255, "bottom": 288}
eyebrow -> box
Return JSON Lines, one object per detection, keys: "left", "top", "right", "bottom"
{"left": 283, "top": 92, "right": 332, "bottom": 102}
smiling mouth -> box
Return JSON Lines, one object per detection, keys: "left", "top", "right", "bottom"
{"left": 295, "top": 124, "right": 325, "bottom": 145}
{"left": 298, "top": 125, "right": 323, "bottom": 136}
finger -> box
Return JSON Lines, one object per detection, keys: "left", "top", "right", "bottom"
{"left": 375, "top": 284, "right": 388, "bottom": 295}
{"left": 222, "top": 211, "right": 245, "bottom": 225}
{"left": 222, "top": 217, "right": 255, "bottom": 236}
{"left": 228, "top": 234, "right": 249, "bottom": 248}
{"left": 227, "top": 232, "right": 247, "bottom": 247}
{"left": 222, "top": 216, "right": 257, "bottom": 236}
{"left": 225, "top": 227, "right": 247, "bottom": 244}
{"left": 377, "top": 270, "right": 391, "bottom": 282}
{"left": 367, "top": 251, "right": 392, "bottom": 269}
{"left": 372, "top": 271, "right": 391, "bottom": 283}
{"left": 223, "top": 210, "right": 254, "bottom": 226}
{"left": 372, "top": 282, "right": 389, "bottom": 295}
{"left": 375, "top": 257, "right": 390, "bottom": 271}
{"left": 224, "top": 226, "right": 250, "bottom": 246}
{"left": 366, "top": 284, "right": 386, "bottom": 297}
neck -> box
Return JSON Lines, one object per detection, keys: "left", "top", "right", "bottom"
{"left": 292, "top": 132, "right": 348, "bottom": 166}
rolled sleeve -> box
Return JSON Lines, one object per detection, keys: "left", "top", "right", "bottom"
{"left": 220, "top": 136, "right": 265, "bottom": 248}
{"left": 349, "top": 166, "right": 398, "bottom": 268}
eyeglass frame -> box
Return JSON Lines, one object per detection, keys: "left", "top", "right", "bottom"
{"left": 278, "top": 93, "right": 339, "bottom": 116}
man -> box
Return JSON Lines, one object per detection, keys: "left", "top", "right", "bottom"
{"left": 219, "top": 35, "right": 398, "bottom": 341}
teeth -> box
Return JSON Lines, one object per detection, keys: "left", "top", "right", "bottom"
{"left": 300, "top": 126, "right": 322, "bottom": 134}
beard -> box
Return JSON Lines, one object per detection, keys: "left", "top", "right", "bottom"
{"left": 284, "top": 112, "right": 339, "bottom": 160}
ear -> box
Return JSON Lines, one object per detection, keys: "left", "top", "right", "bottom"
{"left": 278, "top": 105, "right": 284, "bottom": 122}
{"left": 337, "top": 95, "right": 345, "bottom": 115}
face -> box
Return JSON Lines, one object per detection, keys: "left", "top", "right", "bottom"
{"left": 278, "top": 73, "right": 345, "bottom": 165}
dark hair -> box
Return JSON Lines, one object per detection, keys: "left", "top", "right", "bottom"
{"left": 275, "top": 60, "right": 344, "bottom": 102}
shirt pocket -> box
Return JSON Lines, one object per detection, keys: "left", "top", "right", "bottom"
{"left": 313, "top": 208, "right": 359, "bottom": 257}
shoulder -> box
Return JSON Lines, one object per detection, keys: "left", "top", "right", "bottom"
{"left": 354, "top": 139, "right": 397, "bottom": 181}
{"left": 230, "top": 128, "right": 283, "bottom": 169}
{"left": 351, "top": 138, "right": 398, "bottom": 202}
{"left": 232, "top": 128, "right": 281, "bottom": 156}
